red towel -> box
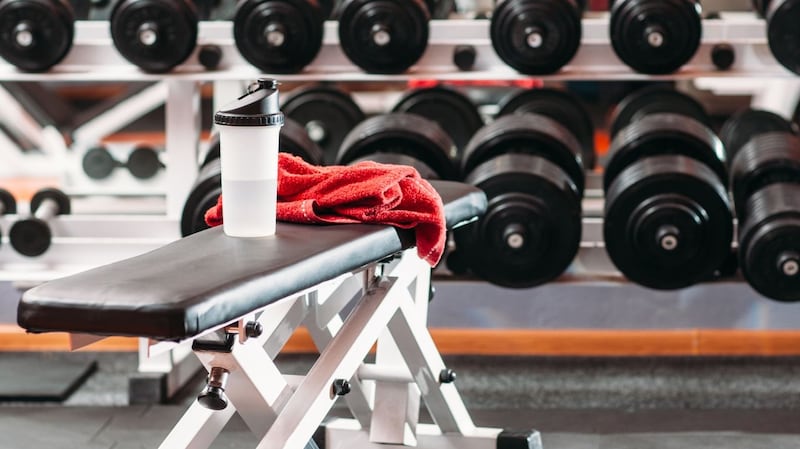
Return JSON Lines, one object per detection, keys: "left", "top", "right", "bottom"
{"left": 205, "top": 153, "right": 446, "bottom": 266}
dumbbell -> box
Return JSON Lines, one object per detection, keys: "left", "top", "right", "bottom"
{"left": 609, "top": 0, "right": 702, "bottom": 74}
{"left": 752, "top": 0, "right": 800, "bottom": 75}
{"left": 604, "top": 88, "right": 732, "bottom": 290}
{"left": 490, "top": 0, "right": 584, "bottom": 75}
{"left": 82, "top": 145, "right": 164, "bottom": 180}
{"left": 181, "top": 118, "right": 323, "bottom": 236}
{"left": 282, "top": 84, "right": 366, "bottom": 165}
{"left": 391, "top": 86, "right": 483, "bottom": 158}
{"left": 336, "top": 113, "right": 459, "bottom": 180}
{"left": 337, "top": 0, "right": 430, "bottom": 73}
{"left": 9, "top": 188, "right": 70, "bottom": 257}
{"left": 497, "top": 88, "right": 596, "bottom": 169}
{"left": 110, "top": 0, "right": 198, "bottom": 73}
{"left": 0, "top": 0, "right": 75, "bottom": 72}
{"left": 233, "top": 0, "right": 324, "bottom": 74}
{"left": 451, "top": 89, "right": 587, "bottom": 288}
{"left": 720, "top": 109, "right": 800, "bottom": 301}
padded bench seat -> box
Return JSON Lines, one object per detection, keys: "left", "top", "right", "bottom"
{"left": 18, "top": 181, "right": 486, "bottom": 341}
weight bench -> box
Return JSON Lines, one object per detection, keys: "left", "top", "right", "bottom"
{"left": 17, "top": 180, "right": 541, "bottom": 449}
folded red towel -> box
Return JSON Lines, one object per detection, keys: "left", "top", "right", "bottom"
{"left": 205, "top": 153, "right": 446, "bottom": 266}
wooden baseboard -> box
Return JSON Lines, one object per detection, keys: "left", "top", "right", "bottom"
{"left": 3, "top": 325, "right": 800, "bottom": 356}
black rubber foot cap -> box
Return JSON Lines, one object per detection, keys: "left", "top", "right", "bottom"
{"left": 497, "top": 429, "right": 543, "bottom": 449}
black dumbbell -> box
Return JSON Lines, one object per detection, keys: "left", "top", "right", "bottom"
{"left": 82, "top": 145, "right": 164, "bottom": 180}
{"left": 0, "top": 189, "right": 17, "bottom": 248}
{"left": 0, "top": 0, "right": 75, "bottom": 72}
{"left": 609, "top": 0, "right": 702, "bottom": 74}
{"left": 452, "top": 89, "right": 587, "bottom": 288}
{"left": 281, "top": 84, "right": 366, "bottom": 165}
{"left": 752, "top": 0, "right": 800, "bottom": 75}
{"left": 110, "top": 0, "right": 198, "bottom": 73}
{"left": 10, "top": 187, "right": 70, "bottom": 257}
{"left": 604, "top": 87, "right": 732, "bottom": 290}
{"left": 720, "top": 109, "right": 800, "bottom": 301}
{"left": 490, "top": 0, "right": 584, "bottom": 75}
{"left": 182, "top": 118, "right": 323, "bottom": 236}
{"left": 233, "top": 0, "right": 324, "bottom": 74}
{"left": 391, "top": 86, "right": 483, "bottom": 159}
{"left": 497, "top": 88, "right": 596, "bottom": 169}
{"left": 337, "top": 0, "right": 430, "bottom": 73}
{"left": 336, "top": 113, "right": 459, "bottom": 180}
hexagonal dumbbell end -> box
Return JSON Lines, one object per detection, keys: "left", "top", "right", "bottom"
{"left": 197, "top": 367, "right": 230, "bottom": 410}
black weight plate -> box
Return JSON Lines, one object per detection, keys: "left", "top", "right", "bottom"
{"left": 337, "top": 113, "right": 458, "bottom": 180}
{"left": 0, "top": 0, "right": 74, "bottom": 72}
{"left": 609, "top": 0, "right": 702, "bottom": 74}
{"left": 282, "top": 84, "right": 365, "bottom": 165}
{"left": 604, "top": 155, "right": 733, "bottom": 290}
{"left": 350, "top": 153, "right": 439, "bottom": 179}
{"left": 454, "top": 153, "right": 582, "bottom": 288}
{"left": 0, "top": 187, "right": 16, "bottom": 214}
{"left": 82, "top": 146, "right": 117, "bottom": 180}
{"left": 497, "top": 88, "right": 596, "bottom": 169}
{"left": 739, "top": 182, "right": 800, "bottom": 302}
{"left": 730, "top": 132, "right": 800, "bottom": 216}
{"left": 9, "top": 217, "right": 51, "bottom": 256}
{"left": 765, "top": 0, "right": 800, "bottom": 75}
{"left": 234, "top": 0, "right": 324, "bottom": 74}
{"left": 127, "top": 146, "right": 162, "bottom": 179}
{"left": 110, "top": 0, "right": 198, "bottom": 73}
{"left": 461, "top": 114, "right": 585, "bottom": 193}
{"left": 391, "top": 86, "right": 483, "bottom": 157}
{"left": 338, "top": 0, "right": 429, "bottom": 74}
{"left": 610, "top": 86, "right": 710, "bottom": 138}
{"left": 30, "top": 187, "right": 70, "bottom": 215}
{"left": 604, "top": 113, "right": 727, "bottom": 191}
{"left": 490, "top": 0, "right": 582, "bottom": 75}
{"left": 719, "top": 109, "right": 794, "bottom": 161}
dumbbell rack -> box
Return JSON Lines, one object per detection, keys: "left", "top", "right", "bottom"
{"left": 0, "top": 13, "right": 797, "bottom": 286}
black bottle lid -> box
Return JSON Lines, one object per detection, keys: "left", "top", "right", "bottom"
{"left": 214, "top": 78, "right": 285, "bottom": 127}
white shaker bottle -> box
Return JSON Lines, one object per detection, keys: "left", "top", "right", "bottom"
{"left": 213, "top": 78, "right": 284, "bottom": 237}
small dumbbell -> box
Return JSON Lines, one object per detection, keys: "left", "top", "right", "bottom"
{"left": 609, "top": 0, "right": 702, "bottom": 74}
{"left": 0, "top": 0, "right": 75, "bottom": 72}
{"left": 82, "top": 145, "right": 164, "bottom": 180}
{"left": 282, "top": 85, "right": 366, "bottom": 165}
{"left": 10, "top": 188, "right": 70, "bottom": 257}
{"left": 110, "top": 0, "right": 198, "bottom": 73}
{"left": 337, "top": 0, "right": 430, "bottom": 73}
{"left": 752, "top": 0, "right": 800, "bottom": 75}
{"left": 604, "top": 87, "right": 732, "bottom": 290}
{"left": 720, "top": 109, "right": 800, "bottom": 301}
{"left": 391, "top": 86, "right": 484, "bottom": 158}
{"left": 233, "top": 0, "right": 324, "bottom": 74}
{"left": 452, "top": 88, "right": 587, "bottom": 288}
{"left": 491, "top": 0, "right": 584, "bottom": 75}
{"left": 336, "top": 113, "right": 459, "bottom": 180}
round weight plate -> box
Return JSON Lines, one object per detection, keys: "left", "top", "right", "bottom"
{"left": 604, "top": 155, "right": 733, "bottom": 290}
{"left": 30, "top": 187, "right": 70, "bottom": 215}
{"left": 497, "top": 88, "right": 596, "bottom": 169}
{"left": 0, "top": 0, "right": 74, "bottom": 72}
{"left": 337, "top": 113, "right": 458, "bottom": 180}
{"left": 454, "top": 153, "right": 582, "bottom": 288}
{"left": 9, "top": 217, "right": 51, "bottom": 256}
{"left": 730, "top": 132, "right": 800, "bottom": 215}
{"left": 282, "top": 85, "right": 365, "bottom": 165}
{"left": 127, "top": 146, "right": 162, "bottom": 179}
{"left": 391, "top": 86, "right": 483, "bottom": 157}
{"left": 490, "top": 0, "right": 582, "bottom": 75}
{"left": 0, "top": 188, "right": 16, "bottom": 214}
{"left": 82, "top": 146, "right": 117, "bottom": 180}
{"left": 765, "top": 0, "right": 800, "bottom": 75}
{"left": 461, "top": 114, "right": 584, "bottom": 193}
{"left": 610, "top": 86, "right": 711, "bottom": 138}
{"left": 234, "top": 0, "right": 324, "bottom": 74}
{"left": 604, "top": 113, "right": 727, "bottom": 191}
{"left": 739, "top": 182, "right": 800, "bottom": 302}
{"left": 338, "top": 0, "right": 429, "bottom": 74}
{"left": 181, "top": 158, "right": 222, "bottom": 236}
{"left": 110, "top": 0, "right": 198, "bottom": 73}
{"left": 609, "top": 0, "right": 702, "bottom": 74}
{"left": 350, "top": 153, "right": 439, "bottom": 179}
{"left": 719, "top": 109, "right": 794, "bottom": 161}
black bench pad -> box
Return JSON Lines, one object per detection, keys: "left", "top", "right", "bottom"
{"left": 18, "top": 181, "right": 486, "bottom": 340}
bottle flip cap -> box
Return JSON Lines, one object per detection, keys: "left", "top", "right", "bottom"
{"left": 214, "top": 78, "right": 285, "bottom": 127}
